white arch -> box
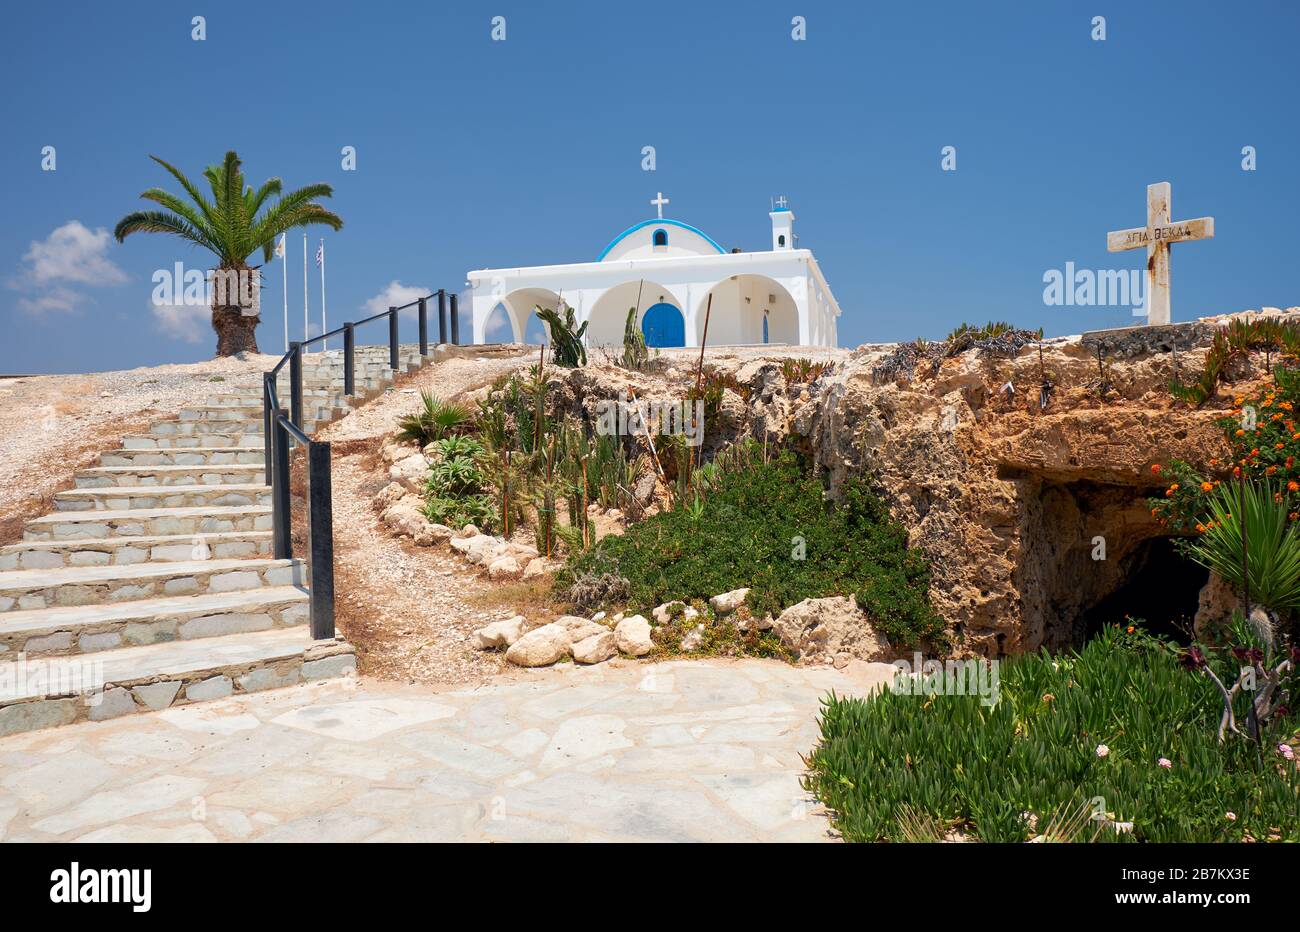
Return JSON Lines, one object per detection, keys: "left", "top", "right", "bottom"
{"left": 693, "top": 274, "right": 799, "bottom": 346}
{"left": 475, "top": 287, "right": 565, "bottom": 344}
{"left": 583, "top": 280, "right": 684, "bottom": 348}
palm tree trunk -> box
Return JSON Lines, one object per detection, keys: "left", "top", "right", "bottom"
{"left": 210, "top": 265, "right": 261, "bottom": 356}
{"left": 212, "top": 307, "right": 261, "bottom": 355}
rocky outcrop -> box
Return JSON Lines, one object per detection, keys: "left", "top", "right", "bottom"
{"left": 787, "top": 314, "right": 1299, "bottom": 655}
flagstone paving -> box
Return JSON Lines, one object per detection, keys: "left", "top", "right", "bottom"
{"left": 0, "top": 657, "right": 895, "bottom": 842}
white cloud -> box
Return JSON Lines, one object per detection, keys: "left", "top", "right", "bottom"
{"left": 151, "top": 302, "right": 209, "bottom": 344}
{"left": 363, "top": 280, "right": 431, "bottom": 318}
{"left": 9, "top": 220, "right": 128, "bottom": 315}
{"left": 21, "top": 220, "right": 127, "bottom": 286}
{"left": 16, "top": 286, "right": 81, "bottom": 315}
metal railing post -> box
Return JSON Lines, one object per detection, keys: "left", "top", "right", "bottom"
{"left": 437, "top": 290, "right": 447, "bottom": 345}
{"left": 388, "top": 306, "right": 399, "bottom": 371}
{"left": 449, "top": 292, "right": 460, "bottom": 345}
{"left": 289, "top": 341, "right": 303, "bottom": 430}
{"left": 307, "top": 441, "right": 335, "bottom": 639}
{"left": 261, "top": 374, "right": 273, "bottom": 485}
{"left": 418, "top": 297, "right": 428, "bottom": 356}
{"left": 343, "top": 322, "right": 355, "bottom": 396}
{"left": 272, "top": 414, "right": 292, "bottom": 560}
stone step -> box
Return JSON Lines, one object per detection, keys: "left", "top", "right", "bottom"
{"left": 0, "top": 557, "right": 304, "bottom": 614}
{"left": 178, "top": 405, "right": 263, "bottom": 420}
{"left": 147, "top": 418, "right": 265, "bottom": 437}
{"left": 180, "top": 403, "right": 345, "bottom": 422}
{"left": 122, "top": 430, "right": 265, "bottom": 450}
{"left": 208, "top": 387, "right": 324, "bottom": 400}
{"left": 0, "top": 584, "right": 308, "bottom": 656}
{"left": 0, "top": 628, "right": 355, "bottom": 736}
{"left": 26, "top": 505, "right": 271, "bottom": 541}
{"left": 74, "top": 463, "right": 265, "bottom": 488}
{"left": 0, "top": 530, "right": 272, "bottom": 570}
{"left": 99, "top": 447, "right": 264, "bottom": 467}
{"left": 52, "top": 483, "right": 270, "bottom": 512}
{"left": 206, "top": 396, "right": 359, "bottom": 414}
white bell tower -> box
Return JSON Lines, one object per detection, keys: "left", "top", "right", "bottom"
{"left": 770, "top": 196, "right": 795, "bottom": 251}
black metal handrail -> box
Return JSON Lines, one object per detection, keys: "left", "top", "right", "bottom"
{"left": 261, "top": 288, "right": 460, "bottom": 640}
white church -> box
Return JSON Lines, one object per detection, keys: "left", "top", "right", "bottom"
{"left": 467, "top": 195, "right": 842, "bottom": 349}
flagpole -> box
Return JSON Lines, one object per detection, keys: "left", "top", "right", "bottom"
{"left": 280, "top": 235, "right": 289, "bottom": 354}
{"left": 319, "top": 239, "right": 327, "bottom": 352}
{"left": 302, "top": 233, "right": 309, "bottom": 353}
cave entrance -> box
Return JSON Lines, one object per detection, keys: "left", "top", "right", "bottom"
{"left": 1076, "top": 536, "right": 1205, "bottom": 644}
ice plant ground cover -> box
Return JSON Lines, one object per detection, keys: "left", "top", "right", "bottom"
{"left": 803, "top": 626, "right": 1300, "bottom": 842}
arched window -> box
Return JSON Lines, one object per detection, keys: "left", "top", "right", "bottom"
{"left": 777, "top": 234, "right": 786, "bottom": 247}
{"left": 652, "top": 229, "right": 668, "bottom": 247}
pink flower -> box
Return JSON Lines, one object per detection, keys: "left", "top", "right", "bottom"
{"left": 1277, "top": 743, "right": 1295, "bottom": 761}
{"left": 1226, "top": 812, "right": 1237, "bottom": 821}
{"left": 1096, "top": 744, "right": 1110, "bottom": 758}
{"left": 1157, "top": 757, "right": 1172, "bottom": 769}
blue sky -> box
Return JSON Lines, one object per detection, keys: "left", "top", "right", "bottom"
{"left": 2, "top": 0, "right": 1297, "bottom": 373}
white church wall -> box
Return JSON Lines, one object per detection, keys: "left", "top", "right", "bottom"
{"left": 468, "top": 247, "right": 841, "bottom": 349}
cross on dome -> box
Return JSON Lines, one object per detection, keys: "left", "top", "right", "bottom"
{"left": 650, "top": 192, "right": 670, "bottom": 219}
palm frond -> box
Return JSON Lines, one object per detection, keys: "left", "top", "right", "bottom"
{"left": 117, "top": 150, "right": 343, "bottom": 276}
{"left": 147, "top": 155, "right": 219, "bottom": 227}
{"left": 114, "top": 210, "right": 220, "bottom": 253}
{"left": 138, "top": 188, "right": 215, "bottom": 242}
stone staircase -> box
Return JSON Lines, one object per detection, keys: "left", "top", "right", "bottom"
{"left": 0, "top": 343, "right": 428, "bottom": 737}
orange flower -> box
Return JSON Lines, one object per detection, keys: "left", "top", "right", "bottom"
{"left": 1236, "top": 429, "right": 1247, "bottom": 437}
{"left": 1150, "top": 463, "right": 1162, "bottom": 474}
{"left": 1288, "top": 481, "right": 1298, "bottom": 492}
{"left": 1278, "top": 443, "right": 1287, "bottom": 449}
{"left": 1234, "top": 467, "right": 1242, "bottom": 478}
{"left": 1201, "top": 481, "right": 1214, "bottom": 492}
{"left": 1267, "top": 466, "right": 1279, "bottom": 476}
{"left": 1209, "top": 458, "right": 1218, "bottom": 466}
{"left": 1196, "top": 523, "right": 1206, "bottom": 533}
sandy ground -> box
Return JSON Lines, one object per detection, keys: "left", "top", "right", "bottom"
{"left": 0, "top": 354, "right": 278, "bottom": 544}
{"left": 322, "top": 345, "right": 542, "bottom": 688}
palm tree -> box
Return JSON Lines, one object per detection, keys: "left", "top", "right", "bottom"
{"left": 115, "top": 151, "right": 343, "bottom": 356}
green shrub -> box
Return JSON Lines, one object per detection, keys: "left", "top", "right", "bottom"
{"left": 559, "top": 452, "right": 944, "bottom": 648}
{"left": 1185, "top": 481, "right": 1300, "bottom": 612}
{"left": 804, "top": 625, "right": 1300, "bottom": 842}
{"left": 397, "top": 391, "right": 471, "bottom": 447}
{"left": 423, "top": 435, "right": 495, "bottom": 532}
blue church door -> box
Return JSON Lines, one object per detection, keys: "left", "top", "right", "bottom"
{"left": 641, "top": 302, "right": 685, "bottom": 347}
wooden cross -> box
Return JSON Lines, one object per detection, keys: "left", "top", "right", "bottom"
{"left": 650, "top": 192, "right": 669, "bottom": 219}
{"left": 1107, "top": 181, "right": 1213, "bottom": 326}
